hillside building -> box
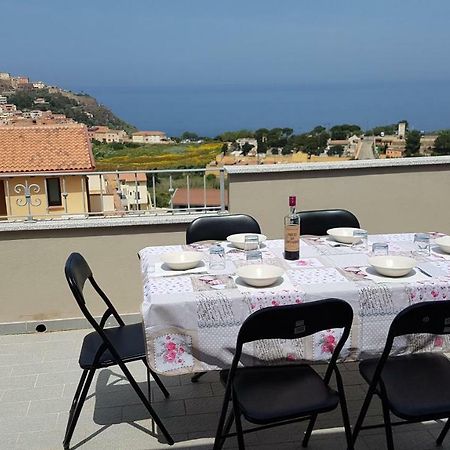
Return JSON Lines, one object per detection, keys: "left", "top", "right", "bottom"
{"left": 132, "top": 130, "right": 168, "bottom": 144}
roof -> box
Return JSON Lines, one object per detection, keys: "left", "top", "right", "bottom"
{"left": 172, "top": 188, "right": 227, "bottom": 207}
{"left": 118, "top": 173, "right": 147, "bottom": 182}
{"left": 132, "top": 131, "right": 166, "bottom": 136}
{"left": 0, "top": 124, "right": 95, "bottom": 173}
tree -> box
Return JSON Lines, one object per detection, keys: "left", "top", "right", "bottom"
{"left": 434, "top": 131, "right": 450, "bottom": 155}
{"left": 330, "top": 124, "right": 362, "bottom": 139}
{"left": 311, "top": 125, "right": 326, "bottom": 135}
{"left": 241, "top": 142, "right": 254, "bottom": 156}
{"left": 404, "top": 130, "right": 421, "bottom": 156}
{"left": 181, "top": 131, "right": 199, "bottom": 141}
{"left": 221, "top": 143, "right": 228, "bottom": 156}
{"left": 328, "top": 145, "right": 344, "bottom": 157}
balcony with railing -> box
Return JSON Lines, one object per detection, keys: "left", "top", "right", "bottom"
{"left": 2, "top": 156, "right": 450, "bottom": 449}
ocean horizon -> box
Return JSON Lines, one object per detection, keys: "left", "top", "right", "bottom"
{"left": 76, "top": 79, "right": 450, "bottom": 137}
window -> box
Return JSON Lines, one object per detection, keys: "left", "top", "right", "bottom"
{"left": 46, "top": 178, "right": 62, "bottom": 207}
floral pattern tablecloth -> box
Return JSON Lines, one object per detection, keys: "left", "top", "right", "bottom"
{"left": 139, "top": 233, "right": 450, "bottom": 375}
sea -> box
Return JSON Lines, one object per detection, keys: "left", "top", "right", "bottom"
{"left": 77, "top": 80, "right": 450, "bottom": 137}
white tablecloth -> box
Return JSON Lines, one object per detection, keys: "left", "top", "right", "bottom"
{"left": 139, "top": 234, "right": 450, "bottom": 375}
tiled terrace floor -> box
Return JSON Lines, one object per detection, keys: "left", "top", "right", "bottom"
{"left": 1, "top": 329, "right": 450, "bottom": 450}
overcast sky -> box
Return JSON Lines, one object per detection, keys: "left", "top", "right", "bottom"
{"left": 2, "top": 0, "right": 450, "bottom": 90}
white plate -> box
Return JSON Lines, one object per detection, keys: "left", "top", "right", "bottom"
{"left": 435, "top": 236, "right": 450, "bottom": 254}
{"left": 160, "top": 251, "right": 203, "bottom": 270}
{"left": 226, "top": 233, "right": 267, "bottom": 250}
{"left": 368, "top": 255, "right": 416, "bottom": 277}
{"left": 236, "top": 264, "right": 284, "bottom": 287}
{"left": 327, "top": 227, "right": 366, "bottom": 244}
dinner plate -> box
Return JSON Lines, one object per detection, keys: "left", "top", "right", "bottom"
{"left": 434, "top": 235, "right": 450, "bottom": 254}
{"left": 160, "top": 251, "right": 203, "bottom": 270}
{"left": 327, "top": 227, "right": 366, "bottom": 244}
{"left": 226, "top": 233, "right": 267, "bottom": 250}
{"left": 236, "top": 264, "right": 284, "bottom": 287}
{"left": 368, "top": 255, "right": 416, "bottom": 277}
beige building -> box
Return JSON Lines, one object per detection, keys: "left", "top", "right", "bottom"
{"left": 132, "top": 130, "right": 168, "bottom": 144}
{"left": 0, "top": 124, "right": 96, "bottom": 219}
{"left": 88, "top": 126, "right": 128, "bottom": 143}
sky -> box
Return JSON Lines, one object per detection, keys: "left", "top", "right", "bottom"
{"left": 1, "top": 0, "right": 450, "bottom": 135}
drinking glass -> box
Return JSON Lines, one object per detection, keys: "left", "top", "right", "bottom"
{"left": 372, "top": 242, "right": 389, "bottom": 256}
{"left": 414, "top": 233, "right": 431, "bottom": 256}
{"left": 353, "top": 229, "right": 368, "bottom": 251}
{"left": 245, "top": 235, "right": 262, "bottom": 263}
{"left": 209, "top": 243, "right": 226, "bottom": 270}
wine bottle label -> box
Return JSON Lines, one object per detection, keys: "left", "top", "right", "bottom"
{"left": 284, "top": 225, "right": 300, "bottom": 252}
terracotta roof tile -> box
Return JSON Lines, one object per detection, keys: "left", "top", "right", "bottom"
{"left": 0, "top": 124, "right": 95, "bottom": 173}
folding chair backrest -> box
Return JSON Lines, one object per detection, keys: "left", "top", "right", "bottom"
{"left": 237, "top": 298, "right": 353, "bottom": 345}
{"left": 299, "top": 209, "right": 360, "bottom": 236}
{"left": 186, "top": 214, "right": 261, "bottom": 244}
{"left": 389, "top": 300, "right": 450, "bottom": 341}
{"left": 65, "top": 252, "right": 124, "bottom": 332}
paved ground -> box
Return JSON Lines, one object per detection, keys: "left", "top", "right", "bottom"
{"left": 357, "top": 138, "right": 376, "bottom": 160}
{"left": 1, "top": 329, "right": 450, "bottom": 449}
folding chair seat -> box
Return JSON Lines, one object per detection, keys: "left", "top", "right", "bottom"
{"left": 79, "top": 322, "right": 147, "bottom": 369}
{"left": 214, "top": 298, "right": 354, "bottom": 450}
{"left": 226, "top": 365, "right": 339, "bottom": 424}
{"left": 63, "top": 252, "right": 173, "bottom": 449}
{"left": 353, "top": 300, "right": 450, "bottom": 450}
{"left": 299, "top": 209, "right": 360, "bottom": 236}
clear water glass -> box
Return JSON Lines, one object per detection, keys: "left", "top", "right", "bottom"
{"left": 245, "top": 235, "right": 262, "bottom": 263}
{"left": 209, "top": 243, "right": 226, "bottom": 270}
{"left": 372, "top": 242, "right": 389, "bottom": 256}
{"left": 353, "top": 229, "right": 368, "bottom": 251}
{"left": 414, "top": 233, "right": 431, "bottom": 256}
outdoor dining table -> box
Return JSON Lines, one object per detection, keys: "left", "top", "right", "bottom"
{"left": 139, "top": 233, "right": 450, "bottom": 376}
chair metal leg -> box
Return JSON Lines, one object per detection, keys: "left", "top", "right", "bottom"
{"left": 335, "top": 370, "right": 354, "bottom": 450}
{"left": 143, "top": 359, "right": 169, "bottom": 399}
{"left": 381, "top": 396, "right": 394, "bottom": 450}
{"left": 232, "top": 394, "right": 245, "bottom": 450}
{"left": 63, "top": 368, "right": 96, "bottom": 450}
{"left": 214, "top": 410, "right": 235, "bottom": 450}
{"left": 64, "top": 369, "right": 88, "bottom": 439}
{"left": 352, "top": 387, "right": 376, "bottom": 445}
{"left": 118, "top": 360, "right": 174, "bottom": 445}
{"left": 302, "top": 414, "right": 317, "bottom": 447}
{"left": 214, "top": 384, "right": 232, "bottom": 450}
{"left": 437, "top": 419, "right": 450, "bottom": 446}
{"left": 191, "top": 371, "right": 206, "bottom": 383}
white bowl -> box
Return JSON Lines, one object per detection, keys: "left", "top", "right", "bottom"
{"left": 368, "top": 255, "right": 416, "bottom": 277}
{"left": 226, "top": 233, "right": 267, "bottom": 250}
{"left": 160, "top": 251, "right": 203, "bottom": 270}
{"left": 236, "top": 264, "right": 284, "bottom": 287}
{"left": 327, "top": 227, "right": 366, "bottom": 244}
{"left": 435, "top": 236, "right": 450, "bottom": 254}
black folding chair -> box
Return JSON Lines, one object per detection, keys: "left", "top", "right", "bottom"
{"left": 299, "top": 209, "right": 360, "bottom": 236}
{"left": 353, "top": 300, "right": 450, "bottom": 450}
{"left": 186, "top": 214, "right": 261, "bottom": 245}
{"left": 63, "top": 252, "right": 173, "bottom": 449}
{"left": 214, "top": 298, "right": 354, "bottom": 450}
{"left": 186, "top": 213, "right": 261, "bottom": 383}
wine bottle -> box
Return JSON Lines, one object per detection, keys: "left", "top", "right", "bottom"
{"left": 284, "top": 195, "right": 300, "bottom": 260}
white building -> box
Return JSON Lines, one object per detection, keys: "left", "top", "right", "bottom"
{"left": 33, "top": 81, "right": 46, "bottom": 89}
{"left": 0, "top": 96, "right": 7, "bottom": 104}
{"left": 132, "top": 131, "right": 168, "bottom": 144}
{"left": 0, "top": 72, "right": 10, "bottom": 80}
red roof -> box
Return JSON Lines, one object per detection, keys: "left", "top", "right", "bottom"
{"left": 172, "top": 188, "right": 227, "bottom": 207}
{"left": 0, "top": 124, "right": 95, "bottom": 173}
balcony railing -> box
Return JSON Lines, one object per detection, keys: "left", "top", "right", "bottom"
{"left": 0, "top": 168, "right": 227, "bottom": 222}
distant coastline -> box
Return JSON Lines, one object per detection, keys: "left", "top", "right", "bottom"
{"left": 77, "top": 79, "right": 450, "bottom": 137}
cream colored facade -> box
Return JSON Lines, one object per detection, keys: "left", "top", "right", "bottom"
{"left": 2, "top": 175, "right": 89, "bottom": 219}
{"left": 132, "top": 132, "right": 167, "bottom": 144}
